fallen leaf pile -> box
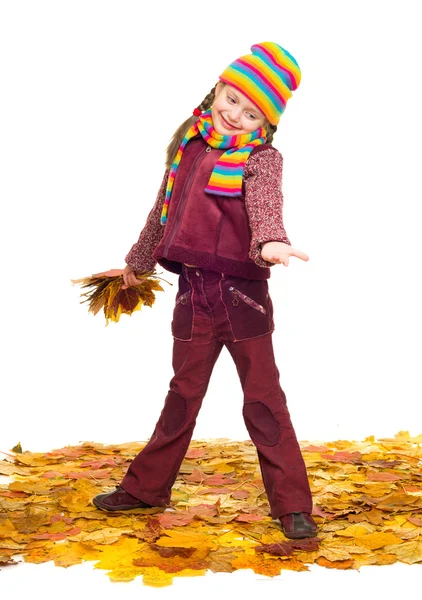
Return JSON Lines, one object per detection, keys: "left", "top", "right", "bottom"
{"left": 1, "top": 431, "right": 421, "bottom": 586}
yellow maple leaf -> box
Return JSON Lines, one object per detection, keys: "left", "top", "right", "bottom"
{"left": 14, "top": 454, "right": 50, "bottom": 467}
{"left": 217, "top": 530, "right": 253, "bottom": 548}
{"left": 156, "top": 528, "right": 216, "bottom": 549}
{"left": 24, "top": 542, "right": 56, "bottom": 564}
{"left": 58, "top": 491, "right": 93, "bottom": 512}
{"left": 139, "top": 566, "right": 175, "bottom": 587}
{"left": 353, "top": 553, "right": 397, "bottom": 568}
{"left": 232, "top": 551, "right": 284, "bottom": 577}
{"left": 383, "top": 540, "right": 422, "bottom": 564}
{"left": 73, "top": 478, "right": 99, "bottom": 496}
{"left": 106, "top": 516, "right": 137, "bottom": 528}
{"left": 57, "top": 542, "right": 101, "bottom": 566}
{"left": 318, "top": 546, "right": 353, "bottom": 562}
{"left": 174, "top": 567, "right": 209, "bottom": 578}
{"left": 356, "top": 532, "right": 403, "bottom": 550}
{"left": 93, "top": 537, "right": 144, "bottom": 570}
{"left": 383, "top": 515, "right": 408, "bottom": 527}
{"left": 68, "top": 527, "right": 133, "bottom": 544}
{"left": 335, "top": 525, "right": 371, "bottom": 538}
{"left": 0, "top": 519, "right": 17, "bottom": 539}
{"left": 107, "top": 566, "right": 147, "bottom": 582}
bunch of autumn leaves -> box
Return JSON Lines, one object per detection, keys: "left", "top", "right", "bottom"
{"left": 71, "top": 268, "right": 172, "bottom": 325}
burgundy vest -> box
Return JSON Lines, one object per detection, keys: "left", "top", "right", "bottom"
{"left": 153, "top": 136, "right": 272, "bottom": 280}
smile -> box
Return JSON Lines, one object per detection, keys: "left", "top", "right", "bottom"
{"left": 221, "top": 114, "right": 239, "bottom": 130}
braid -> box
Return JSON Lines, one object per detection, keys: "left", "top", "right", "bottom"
{"left": 265, "top": 123, "right": 277, "bottom": 144}
{"left": 165, "top": 84, "right": 218, "bottom": 169}
{"left": 197, "top": 84, "right": 217, "bottom": 112}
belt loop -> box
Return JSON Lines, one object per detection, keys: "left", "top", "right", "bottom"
{"left": 182, "top": 263, "right": 190, "bottom": 283}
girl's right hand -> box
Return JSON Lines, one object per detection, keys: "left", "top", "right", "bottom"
{"left": 92, "top": 266, "right": 148, "bottom": 290}
{"left": 122, "top": 264, "right": 148, "bottom": 289}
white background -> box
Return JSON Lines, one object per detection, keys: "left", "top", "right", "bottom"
{"left": 1, "top": 0, "right": 421, "bottom": 597}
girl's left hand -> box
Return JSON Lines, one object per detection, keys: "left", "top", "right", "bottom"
{"left": 261, "top": 241, "right": 309, "bottom": 267}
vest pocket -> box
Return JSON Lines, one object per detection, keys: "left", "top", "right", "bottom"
{"left": 171, "top": 286, "right": 194, "bottom": 341}
{"left": 176, "top": 291, "right": 190, "bottom": 306}
{"left": 221, "top": 277, "right": 274, "bottom": 341}
{"left": 229, "top": 287, "right": 267, "bottom": 314}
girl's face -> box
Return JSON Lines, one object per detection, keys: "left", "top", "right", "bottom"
{"left": 211, "top": 82, "right": 267, "bottom": 136}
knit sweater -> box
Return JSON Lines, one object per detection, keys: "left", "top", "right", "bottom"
{"left": 125, "top": 145, "right": 291, "bottom": 275}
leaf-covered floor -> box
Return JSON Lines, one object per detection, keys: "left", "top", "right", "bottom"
{"left": 1, "top": 432, "right": 421, "bottom": 587}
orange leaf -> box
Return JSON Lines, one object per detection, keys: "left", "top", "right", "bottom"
{"left": 316, "top": 557, "right": 355, "bottom": 569}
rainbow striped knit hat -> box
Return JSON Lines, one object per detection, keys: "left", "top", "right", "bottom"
{"left": 219, "top": 42, "right": 301, "bottom": 125}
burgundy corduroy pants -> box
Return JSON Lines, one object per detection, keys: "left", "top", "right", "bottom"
{"left": 121, "top": 264, "right": 312, "bottom": 518}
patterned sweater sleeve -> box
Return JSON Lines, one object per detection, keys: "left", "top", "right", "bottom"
{"left": 243, "top": 147, "right": 291, "bottom": 268}
{"left": 125, "top": 168, "right": 170, "bottom": 272}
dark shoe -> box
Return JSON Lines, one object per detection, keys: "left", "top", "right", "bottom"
{"left": 92, "top": 486, "right": 154, "bottom": 511}
{"left": 279, "top": 512, "right": 318, "bottom": 539}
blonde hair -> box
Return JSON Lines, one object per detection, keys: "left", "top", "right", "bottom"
{"left": 165, "top": 82, "right": 277, "bottom": 169}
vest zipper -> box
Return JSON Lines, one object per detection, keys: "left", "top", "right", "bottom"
{"left": 163, "top": 144, "right": 211, "bottom": 254}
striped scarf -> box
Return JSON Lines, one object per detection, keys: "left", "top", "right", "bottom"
{"left": 160, "top": 108, "right": 267, "bottom": 225}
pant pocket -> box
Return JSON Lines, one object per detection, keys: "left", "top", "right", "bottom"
{"left": 171, "top": 277, "right": 194, "bottom": 341}
{"left": 220, "top": 276, "right": 274, "bottom": 341}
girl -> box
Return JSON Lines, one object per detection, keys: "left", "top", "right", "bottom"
{"left": 93, "top": 42, "right": 317, "bottom": 539}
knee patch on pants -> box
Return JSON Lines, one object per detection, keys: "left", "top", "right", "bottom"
{"left": 161, "top": 391, "right": 187, "bottom": 436}
{"left": 243, "top": 401, "right": 280, "bottom": 446}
